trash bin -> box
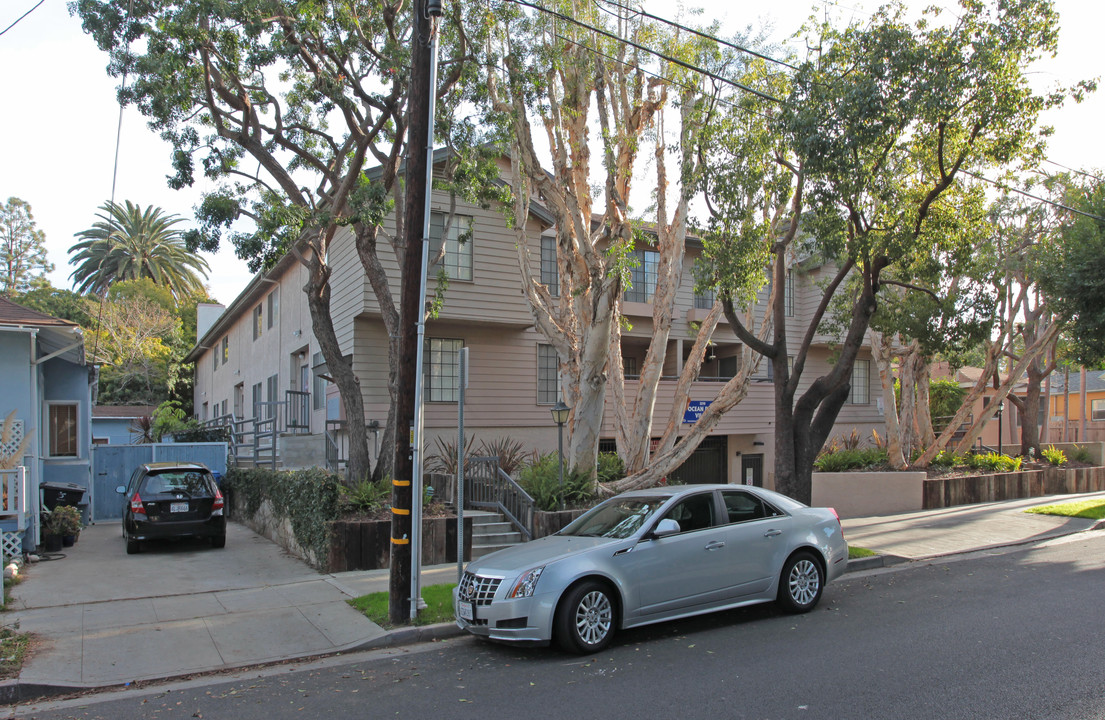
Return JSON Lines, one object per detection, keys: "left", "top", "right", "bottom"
{"left": 210, "top": 471, "right": 224, "bottom": 489}
{"left": 40, "top": 481, "right": 87, "bottom": 511}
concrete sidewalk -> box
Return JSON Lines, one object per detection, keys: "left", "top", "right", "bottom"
{"left": 2, "top": 490, "right": 1104, "bottom": 702}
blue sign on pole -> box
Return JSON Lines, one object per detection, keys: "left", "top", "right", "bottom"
{"left": 683, "top": 400, "right": 711, "bottom": 424}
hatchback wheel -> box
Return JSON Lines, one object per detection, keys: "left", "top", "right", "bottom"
{"left": 210, "top": 534, "right": 226, "bottom": 549}
{"left": 777, "top": 551, "right": 823, "bottom": 613}
{"left": 556, "top": 581, "right": 615, "bottom": 653}
{"left": 126, "top": 535, "right": 140, "bottom": 555}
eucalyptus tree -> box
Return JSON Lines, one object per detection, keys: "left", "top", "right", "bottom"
{"left": 698, "top": 0, "right": 1076, "bottom": 503}
{"left": 69, "top": 200, "right": 209, "bottom": 298}
{"left": 72, "top": 0, "right": 480, "bottom": 482}
{"left": 1, "top": 197, "right": 53, "bottom": 297}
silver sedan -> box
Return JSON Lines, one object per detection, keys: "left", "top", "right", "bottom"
{"left": 454, "top": 483, "right": 848, "bottom": 653}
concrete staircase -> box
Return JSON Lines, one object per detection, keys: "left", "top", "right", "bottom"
{"left": 466, "top": 509, "right": 524, "bottom": 560}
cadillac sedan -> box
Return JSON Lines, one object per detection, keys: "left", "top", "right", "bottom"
{"left": 454, "top": 483, "right": 848, "bottom": 653}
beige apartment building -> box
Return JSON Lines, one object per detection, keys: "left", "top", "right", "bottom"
{"left": 187, "top": 165, "right": 885, "bottom": 490}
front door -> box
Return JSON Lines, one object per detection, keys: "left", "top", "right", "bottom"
{"left": 741, "top": 454, "right": 764, "bottom": 487}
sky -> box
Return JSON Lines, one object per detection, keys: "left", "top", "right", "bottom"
{"left": 1, "top": 0, "right": 1101, "bottom": 307}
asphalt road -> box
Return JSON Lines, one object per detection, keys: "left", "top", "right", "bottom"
{"left": 11, "top": 531, "right": 1105, "bottom": 720}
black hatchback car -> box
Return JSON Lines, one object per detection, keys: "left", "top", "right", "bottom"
{"left": 117, "top": 462, "right": 226, "bottom": 554}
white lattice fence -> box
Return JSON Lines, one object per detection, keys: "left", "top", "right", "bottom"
{"left": 0, "top": 419, "right": 24, "bottom": 461}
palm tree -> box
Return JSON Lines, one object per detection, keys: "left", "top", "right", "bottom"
{"left": 68, "top": 201, "right": 210, "bottom": 297}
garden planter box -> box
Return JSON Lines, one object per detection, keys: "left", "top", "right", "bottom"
{"left": 532, "top": 509, "right": 587, "bottom": 539}
{"left": 923, "top": 465, "right": 1105, "bottom": 509}
{"left": 328, "top": 517, "right": 473, "bottom": 572}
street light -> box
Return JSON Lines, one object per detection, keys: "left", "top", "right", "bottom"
{"left": 550, "top": 400, "right": 570, "bottom": 509}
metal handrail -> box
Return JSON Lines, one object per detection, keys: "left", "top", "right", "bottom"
{"left": 325, "top": 420, "right": 347, "bottom": 474}
{"left": 285, "top": 391, "right": 310, "bottom": 434}
{"left": 466, "top": 456, "right": 534, "bottom": 541}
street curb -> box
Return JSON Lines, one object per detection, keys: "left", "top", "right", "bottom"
{"left": 354, "top": 621, "right": 465, "bottom": 651}
{"left": 845, "top": 554, "right": 908, "bottom": 573}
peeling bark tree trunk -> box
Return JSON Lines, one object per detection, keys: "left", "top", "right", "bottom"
{"left": 870, "top": 332, "right": 905, "bottom": 468}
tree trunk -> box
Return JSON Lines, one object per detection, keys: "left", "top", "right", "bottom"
{"left": 870, "top": 332, "right": 905, "bottom": 468}
{"left": 914, "top": 359, "right": 936, "bottom": 449}
{"left": 898, "top": 343, "right": 918, "bottom": 460}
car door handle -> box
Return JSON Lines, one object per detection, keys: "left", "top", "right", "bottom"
{"left": 763, "top": 529, "right": 782, "bottom": 538}
{"left": 705, "top": 541, "right": 726, "bottom": 551}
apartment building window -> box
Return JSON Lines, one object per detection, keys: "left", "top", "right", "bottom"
{"left": 201, "top": 402, "right": 208, "bottom": 421}
{"left": 267, "top": 290, "right": 278, "bottom": 329}
{"left": 429, "top": 212, "right": 473, "bottom": 281}
{"left": 47, "top": 403, "right": 78, "bottom": 457}
{"left": 221, "top": 336, "right": 229, "bottom": 364}
{"left": 850, "top": 359, "right": 870, "bottom": 404}
{"left": 266, "top": 374, "right": 278, "bottom": 418}
{"left": 213, "top": 351, "right": 218, "bottom": 373}
{"left": 784, "top": 272, "right": 794, "bottom": 317}
{"left": 624, "top": 249, "right": 659, "bottom": 303}
{"left": 541, "top": 236, "right": 558, "bottom": 296}
{"left": 252, "top": 382, "right": 263, "bottom": 419}
{"left": 253, "top": 304, "right": 263, "bottom": 340}
{"left": 692, "top": 259, "right": 715, "bottom": 309}
{"left": 221, "top": 400, "right": 228, "bottom": 417}
{"left": 425, "top": 338, "right": 463, "bottom": 402}
{"left": 538, "top": 344, "right": 559, "bottom": 403}
{"left": 623, "top": 356, "right": 638, "bottom": 378}
{"left": 312, "top": 352, "right": 327, "bottom": 411}
{"left": 719, "top": 355, "right": 739, "bottom": 379}
{"left": 1092, "top": 399, "right": 1105, "bottom": 421}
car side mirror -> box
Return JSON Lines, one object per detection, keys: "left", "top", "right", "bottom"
{"left": 115, "top": 485, "right": 127, "bottom": 494}
{"left": 650, "top": 518, "right": 681, "bottom": 539}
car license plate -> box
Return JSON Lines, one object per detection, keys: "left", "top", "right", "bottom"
{"left": 170, "top": 502, "right": 189, "bottom": 513}
{"left": 457, "top": 601, "right": 474, "bottom": 621}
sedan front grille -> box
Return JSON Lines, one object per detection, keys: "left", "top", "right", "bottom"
{"left": 459, "top": 572, "right": 502, "bottom": 606}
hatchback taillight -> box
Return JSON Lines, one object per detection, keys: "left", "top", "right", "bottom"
{"left": 212, "top": 488, "right": 224, "bottom": 514}
{"left": 130, "top": 492, "right": 146, "bottom": 517}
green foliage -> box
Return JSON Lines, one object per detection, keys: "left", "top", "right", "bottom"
{"left": 0, "top": 626, "right": 30, "bottom": 678}
{"left": 849, "top": 546, "right": 877, "bottom": 559}
{"left": 813, "top": 448, "right": 889, "bottom": 472}
{"left": 965, "top": 452, "right": 1023, "bottom": 473}
{"left": 596, "top": 452, "right": 626, "bottom": 485}
{"left": 931, "top": 450, "right": 965, "bottom": 468}
{"left": 151, "top": 400, "right": 195, "bottom": 441}
{"left": 1069, "top": 444, "right": 1094, "bottom": 464}
{"left": 339, "top": 476, "right": 391, "bottom": 515}
{"left": 225, "top": 467, "right": 343, "bottom": 569}
{"left": 0, "top": 197, "right": 53, "bottom": 298}
{"left": 1040, "top": 445, "right": 1067, "bottom": 466}
{"left": 517, "top": 453, "right": 595, "bottom": 512}
{"left": 476, "top": 437, "right": 529, "bottom": 476}
{"left": 929, "top": 380, "right": 969, "bottom": 428}
{"left": 12, "top": 285, "right": 92, "bottom": 326}
{"left": 424, "top": 435, "right": 477, "bottom": 476}
{"left": 42, "top": 505, "right": 82, "bottom": 536}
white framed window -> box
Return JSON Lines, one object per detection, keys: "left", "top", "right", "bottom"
{"left": 850, "top": 359, "right": 870, "bottom": 405}
{"left": 312, "top": 352, "right": 327, "bottom": 411}
{"left": 538, "top": 344, "right": 559, "bottom": 404}
{"left": 429, "top": 212, "right": 473, "bottom": 281}
{"left": 47, "top": 403, "right": 78, "bottom": 457}
{"left": 253, "top": 304, "right": 263, "bottom": 340}
{"left": 623, "top": 356, "right": 638, "bottom": 378}
{"left": 784, "top": 272, "right": 794, "bottom": 317}
{"left": 221, "top": 336, "right": 229, "bottom": 364}
{"left": 1092, "top": 398, "right": 1105, "bottom": 421}
{"left": 252, "top": 382, "right": 263, "bottom": 419}
{"left": 541, "top": 235, "right": 558, "bottom": 296}
{"left": 625, "top": 249, "right": 659, "bottom": 303}
{"left": 266, "top": 374, "right": 278, "bottom": 418}
{"left": 425, "top": 338, "right": 464, "bottom": 402}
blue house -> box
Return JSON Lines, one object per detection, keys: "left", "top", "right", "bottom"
{"left": 0, "top": 297, "right": 94, "bottom": 554}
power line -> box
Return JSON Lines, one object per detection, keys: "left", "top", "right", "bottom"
{"left": 593, "top": 0, "right": 801, "bottom": 71}
{"left": 502, "top": 0, "right": 782, "bottom": 103}
{"left": 1042, "top": 159, "right": 1105, "bottom": 185}
{"left": 960, "top": 169, "right": 1105, "bottom": 222}
{"left": 0, "top": 0, "right": 44, "bottom": 37}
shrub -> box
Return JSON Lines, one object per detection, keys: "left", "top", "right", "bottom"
{"left": 813, "top": 447, "right": 888, "bottom": 472}
{"left": 1041, "top": 445, "right": 1067, "bottom": 466}
{"left": 424, "top": 435, "right": 477, "bottom": 475}
{"left": 476, "top": 437, "right": 529, "bottom": 475}
{"left": 931, "top": 450, "right": 965, "bottom": 468}
{"left": 965, "top": 452, "right": 1022, "bottom": 473}
{"left": 517, "top": 453, "right": 595, "bottom": 512}
{"left": 596, "top": 452, "right": 625, "bottom": 485}
{"left": 1069, "top": 444, "right": 1094, "bottom": 464}
{"left": 339, "top": 476, "right": 391, "bottom": 514}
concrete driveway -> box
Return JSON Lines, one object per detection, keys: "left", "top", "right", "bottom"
{"left": 4, "top": 521, "right": 389, "bottom": 689}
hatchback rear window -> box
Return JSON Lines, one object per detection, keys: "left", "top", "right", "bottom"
{"left": 142, "top": 471, "right": 212, "bottom": 495}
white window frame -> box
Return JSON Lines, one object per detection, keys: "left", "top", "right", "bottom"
{"left": 429, "top": 212, "right": 473, "bottom": 282}
{"left": 538, "top": 344, "right": 559, "bottom": 404}
{"left": 850, "top": 358, "right": 870, "bottom": 405}
{"left": 425, "top": 338, "right": 464, "bottom": 403}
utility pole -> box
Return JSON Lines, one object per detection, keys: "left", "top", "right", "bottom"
{"left": 390, "top": 0, "right": 438, "bottom": 625}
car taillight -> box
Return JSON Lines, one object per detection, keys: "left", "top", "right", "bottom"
{"left": 212, "top": 488, "right": 224, "bottom": 514}
{"left": 130, "top": 492, "right": 146, "bottom": 517}
{"left": 829, "top": 507, "right": 840, "bottom": 523}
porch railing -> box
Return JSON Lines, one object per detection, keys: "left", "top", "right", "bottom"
{"left": 325, "top": 420, "right": 347, "bottom": 474}
{"left": 466, "top": 456, "right": 534, "bottom": 541}
{"left": 285, "top": 391, "right": 310, "bottom": 434}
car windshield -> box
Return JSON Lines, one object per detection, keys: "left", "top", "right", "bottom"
{"left": 143, "top": 471, "right": 211, "bottom": 496}
{"left": 559, "top": 497, "right": 664, "bottom": 539}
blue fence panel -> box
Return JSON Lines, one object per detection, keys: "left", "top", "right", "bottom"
{"left": 91, "top": 443, "right": 227, "bottom": 522}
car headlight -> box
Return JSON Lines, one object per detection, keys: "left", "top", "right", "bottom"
{"left": 509, "top": 567, "right": 545, "bottom": 598}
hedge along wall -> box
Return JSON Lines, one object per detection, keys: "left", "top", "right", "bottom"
{"left": 225, "top": 467, "right": 342, "bottom": 570}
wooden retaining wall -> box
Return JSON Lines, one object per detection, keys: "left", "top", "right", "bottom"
{"left": 328, "top": 517, "right": 473, "bottom": 572}
{"left": 923, "top": 466, "right": 1105, "bottom": 510}
{"left": 531, "top": 509, "right": 587, "bottom": 539}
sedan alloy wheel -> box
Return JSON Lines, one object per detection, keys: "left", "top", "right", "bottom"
{"left": 557, "top": 581, "right": 615, "bottom": 653}
{"left": 778, "top": 551, "right": 823, "bottom": 613}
